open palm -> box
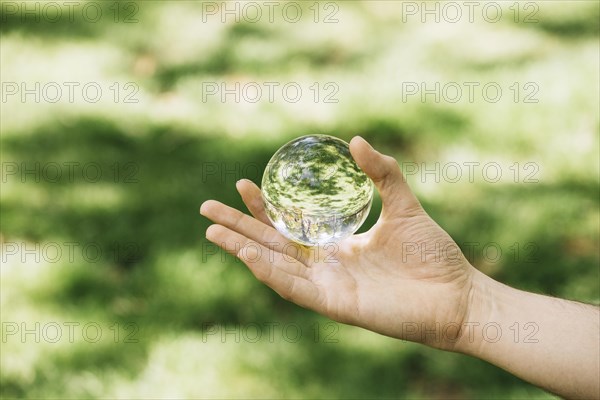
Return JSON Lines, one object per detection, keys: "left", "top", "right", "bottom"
{"left": 200, "top": 137, "right": 476, "bottom": 349}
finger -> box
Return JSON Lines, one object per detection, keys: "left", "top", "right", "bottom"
{"left": 206, "top": 224, "right": 310, "bottom": 280}
{"left": 349, "top": 136, "right": 421, "bottom": 217}
{"left": 206, "top": 225, "right": 321, "bottom": 309}
{"left": 236, "top": 179, "right": 272, "bottom": 226}
{"left": 239, "top": 240, "right": 321, "bottom": 310}
{"left": 200, "top": 200, "right": 313, "bottom": 265}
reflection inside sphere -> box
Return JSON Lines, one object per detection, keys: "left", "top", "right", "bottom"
{"left": 261, "top": 135, "right": 374, "bottom": 246}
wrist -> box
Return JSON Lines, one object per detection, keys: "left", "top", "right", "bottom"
{"left": 406, "top": 265, "right": 500, "bottom": 352}
{"left": 452, "top": 268, "right": 503, "bottom": 356}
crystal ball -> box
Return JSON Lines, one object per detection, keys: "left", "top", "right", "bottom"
{"left": 261, "top": 135, "right": 374, "bottom": 246}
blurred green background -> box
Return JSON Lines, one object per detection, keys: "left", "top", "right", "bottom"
{"left": 1, "top": 1, "right": 598, "bottom": 398}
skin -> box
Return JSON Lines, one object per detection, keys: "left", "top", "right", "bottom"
{"left": 200, "top": 136, "right": 600, "bottom": 399}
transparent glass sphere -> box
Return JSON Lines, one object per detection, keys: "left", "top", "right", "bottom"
{"left": 262, "top": 135, "right": 374, "bottom": 246}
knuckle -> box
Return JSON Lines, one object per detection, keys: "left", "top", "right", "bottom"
{"left": 383, "top": 155, "right": 399, "bottom": 170}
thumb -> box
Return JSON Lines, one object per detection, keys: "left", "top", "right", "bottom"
{"left": 349, "top": 136, "right": 421, "bottom": 218}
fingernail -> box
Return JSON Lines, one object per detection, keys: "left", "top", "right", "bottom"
{"left": 199, "top": 201, "right": 209, "bottom": 216}
{"left": 205, "top": 224, "right": 215, "bottom": 239}
{"left": 355, "top": 135, "right": 374, "bottom": 150}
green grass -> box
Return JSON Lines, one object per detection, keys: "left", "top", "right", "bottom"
{"left": 1, "top": 1, "right": 598, "bottom": 398}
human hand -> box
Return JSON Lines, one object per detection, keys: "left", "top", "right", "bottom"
{"left": 200, "top": 136, "right": 477, "bottom": 350}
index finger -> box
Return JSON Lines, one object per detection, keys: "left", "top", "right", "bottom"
{"left": 200, "top": 199, "right": 314, "bottom": 266}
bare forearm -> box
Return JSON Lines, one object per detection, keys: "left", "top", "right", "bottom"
{"left": 456, "top": 270, "right": 600, "bottom": 399}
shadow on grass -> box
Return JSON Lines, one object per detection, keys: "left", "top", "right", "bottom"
{"left": 1, "top": 116, "right": 596, "bottom": 398}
